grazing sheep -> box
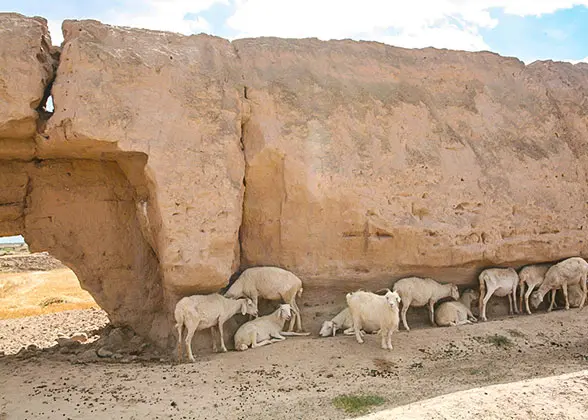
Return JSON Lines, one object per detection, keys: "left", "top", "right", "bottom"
{"left": 346, "top": 289, "right": 401, "bottom": 350}
{"left": 174, "top": 293, "right": 258, "bottom": 362}
{"left": 224, "top": 267, "right": 304, "bottom": 332}
{"left": 234, "top": 304, "right": 310, "bottom": 351}
{"left": 478, "top": 267, "right": 519, "bottom": 322}
{"left": 435, "top": 289, "right": 479, "bottom": 327}
{"left": 530, "top": 257, "right": 588, "bottom": 311}
{"left": 392, "top": 277, "right": 460, "bottom": 331}
{"left": 518, "top": 263, "right": 551, "bottom": 315}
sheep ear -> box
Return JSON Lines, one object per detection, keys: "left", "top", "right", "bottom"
{"left": 332, "top": 326, "right": 337, "bottom": 337}
{"left": 241, "top": 301, "right": 247, "bottom": 315}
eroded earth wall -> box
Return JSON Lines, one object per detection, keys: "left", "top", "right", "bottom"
{"left": 2, "top": 13, "right": 588, "bottom": 345}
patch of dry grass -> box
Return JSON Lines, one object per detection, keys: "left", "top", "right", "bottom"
{"left": 0, "top": 268, "right": 98, "bottom": 319}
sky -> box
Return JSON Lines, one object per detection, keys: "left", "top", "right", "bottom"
{"left": 1, "top": 1, "right": 588, "bottom": 64}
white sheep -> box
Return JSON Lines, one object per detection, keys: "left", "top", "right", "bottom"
{"left": 518, "top": 263, "right": 551, "bottom": 315}
{"left": 435, "top": 289, "right": 479, "bottom": 327}
{"left": 530, "top": 257, "right": 588, "bottom": 311}
{"left": 478, "top": 267, "right": 519, "bottom": 322}
{"left": 318, "top": 308, "right": 379, "bottom": 337}
{"left": 392, "top": 277, "right": 460, "bottom": 331}
{"left": 224, "top": 266, "right": 304, "bottom": 332}
{"left": 234, "top": 304, "right": 310, "bottom": 351}
{"left": 319, "top": 308, "right": 354, "bottom": 337}
{"left": 346, "top": 289, "right": 401, "bottom": 350}
{"left": 174, "top": 293, "right": 258, "bottom": 362}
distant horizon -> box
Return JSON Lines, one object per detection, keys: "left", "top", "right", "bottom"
{"left": 0, "top": 235, "right": 25, "bottom": 244}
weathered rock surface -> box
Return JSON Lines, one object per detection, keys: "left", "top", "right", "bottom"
{"left": 236, "top": 38, "right": 588, "bottom": 293}
{"left": 0, "top": 13, "right": 56, "bottom": 143}
{"left": 2, "top": 15, "right": 588, "bottom": 348}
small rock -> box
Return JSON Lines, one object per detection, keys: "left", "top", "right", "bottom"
{"left": 112, "top": 353, "right": 124, "bottom": 360}
{"left": 26, "top": 344, "right": 39, "bottom": 352}
{"left": 57, "top": 338, "right": 81, "bottom": 348}
{"left": 97, "top": 347, "right": 113, "bottom": 358}
{"left": 78, "top": 349, "right": 97, "bottom": 362}
{"left": 107, "top": 328, "right": 125, "bottom": 347}
{"left": 70, "top": 332, "right": 88, "bottom": 343}
{"left": 0, "top": 351, "right": 5, "bottom": 357}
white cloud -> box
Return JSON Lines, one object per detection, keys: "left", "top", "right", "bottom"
{"left": 225, "top": 0, "right": 588, "bottom": 51}
{"left": 105, "top": 0, "right": 223, "bottom": 35}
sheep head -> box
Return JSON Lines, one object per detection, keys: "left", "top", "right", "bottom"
{"left": 319, "top": 321, "right": 335, "bottom": 337}
{"left": 450, "top": 284, "right": 460, "bottom": 300}
{"left": 385, "top": 290, "right": 401, "bottom": 308}
{"left": 530, "top": 291, "right": 543, "bottom": 309}
{"left": 240, "top": 298, "right": 258, "bottom": 317}
{"left": 278, "top": 304, "right": 292, "bottom": 320}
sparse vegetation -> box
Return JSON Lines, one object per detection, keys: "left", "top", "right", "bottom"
{"left": 332, "top": 394, "right": 386, "bottom": 415}
{"left": 507, "top": 328, "right": 526, "bottom": 338}
{"left": 486, "top": 334, "right": 514, "bottom": 349}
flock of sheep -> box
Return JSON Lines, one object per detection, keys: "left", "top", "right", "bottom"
{"left": 174, "top": 256, "right": 588, "bottom": 361}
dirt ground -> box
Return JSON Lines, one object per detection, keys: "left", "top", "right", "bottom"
{"left": 2, "top": 303, "right": 588, "bottom": 419}
{"left": 1, "top": 260, "right": 588, "bottom": 419}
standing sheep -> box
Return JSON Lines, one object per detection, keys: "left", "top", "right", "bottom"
{"left": 435, "top": 289, "right": 479, "bottom": 327}
{"left": 224, "top": 267, "right": 304, "bottom": 332}
{"left": 392, "top": 277, "right": 460, "bottom": 331}
{"left": 234, "top": 304, "right": 310, "bottom": 351}
{"left": 478, "top": 267, "right": 519, "bottom": 322}
{"left": 530, "top": 257, "right": 588, "bottom": 311}
{"left": 174, "top": 293, "right": 258, "bottom": 362}
{"left": 518, "top": 263, "right": 551, "bottom": 315}
{"left": 346, "top": 289, "right": 401, "bottom": 350}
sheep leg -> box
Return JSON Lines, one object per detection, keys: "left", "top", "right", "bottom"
{"left": 480, "top": 287, "right": 495, "bottom": 321}
{"left": 176, "top": 322, "right": 184, "bottom": 362}
{"left": 184, "top": 319, "right": 200, "bottom": 362}
{"left": 562, "top": 284, "right": 570, "bottom": 310}
{"left": 270, "top": 332, "right": 286, "bottom": 341}
{"left": 428, "top": 299, "right": 436, "bottom": 326}
{"left": 518, "top": 281, "right": 524, "bottom": 315}
{"left": 512, "top": 282, "right": 519, "bottom": 314}
{"left": 210, "top": 326, "right": 218, "bottom": 353}
{"left": 466, "top": 308, "right": 477, "bottom": 322}
{"left": 508, "top": 293, "right": 514, "bottom": 315}
{"left": 251, "top": 339, "right": 273, "bottom": 348}
{"left": 579, "top": 276, "right": 587, "bottom": 310}
{"left": 351, "top": 312, "right": 364, "bottom": 344}
{"left": 548, "top": 289, "right": 557, "bottom": 312}
{"left": 400, "top": 300, "right": 411, "bottom": 331}
{"left": 343, "top": 328, "right": 355, "bottom": 335}
{"left": 280, "top": 331, "right": 311, "bottom": 336}
{"left": 380, "top": 328, "right": 389, "bottom": 350}
{"left": 524, "top": 285, "right": 535, "bottom": 315}
{"left": 217, "top": 321, "right": 228, "bottom": 352}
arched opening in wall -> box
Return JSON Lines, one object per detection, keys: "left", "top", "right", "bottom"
{"left": 0, "top": 234, "right": 108, "bottom": 354}
{"left": 0, "top": 155, "right": 166, "bottom": 360}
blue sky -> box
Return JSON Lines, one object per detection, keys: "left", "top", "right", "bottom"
{"left": 0, "top": 1, "right": 588, "bottom": 63}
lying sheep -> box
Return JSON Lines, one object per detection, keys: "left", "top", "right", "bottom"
{"left": 224, "top": 266, "right": 304, "bottom": 332}
{"left": 174, "top": 293, "right": 258, "bottom": 362}
{"left": 318, "top": 308, "right": 379, "bottom": 337}
{"left": 518, "top": 263, "right": 551, "bottom": 315}
{"left": 392, "top": 277, "right": 460, "bottom": 331}
{"left": 478, "top": 267, "right": 519, "bottom": 321}
{"left": 530, "top": 257, "right": 588, "bottom": 311}
{"left": 435, "top": 289, "right": 479, "bottom": 327}
{"left": 234, "top": 304, "right": 310, "bottom": 351}
{"left": 319, "top": 308, "right": 354, "bottom": 337}
{"left": 555, "top": 283, "right": 587, "bottom": 308}
{"left": 346, "top": 289, "right": 401, "bottom": 350}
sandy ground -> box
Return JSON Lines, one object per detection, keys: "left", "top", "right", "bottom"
{"left": 2, "top": 305, "right": 588, "bottom": 419}
{"left": 2, "top": 263, "right": 588, "bottom": 419}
